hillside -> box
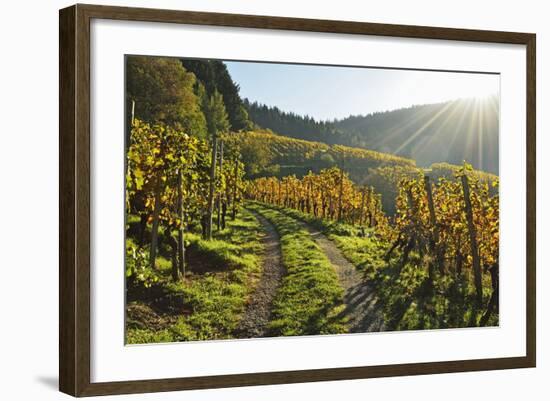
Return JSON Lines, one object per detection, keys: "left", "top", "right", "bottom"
{"left": 224, "top": 130, "right": 497, "bottom": 214}
{"left": 245, "top": 97, "right": 500, "bottom": 175}
{"left": 224, "top": 130, "right": 416, "bottom": 178}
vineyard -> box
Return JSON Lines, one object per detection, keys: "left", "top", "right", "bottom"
{"left": 246, "top": 164, "right": 499, "bottom": 329}
{"left": 124, "top": 55, "right": 500, "bottom": 344}
{"left": 225, "top": 130, "right": 497, "bottom": 214}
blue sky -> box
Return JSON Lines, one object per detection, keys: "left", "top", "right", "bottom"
{"left": 225, "top": 61, "right": 499, "bottom": 121}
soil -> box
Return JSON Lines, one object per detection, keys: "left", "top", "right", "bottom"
{"left": 126, "top": 302, "right": 179, "bottom": 331}
{"left": 303, "top": 225, "right": 386, "bottom": 333}
{"left": 234, "top": 210, "right": 285, "bottom": 338}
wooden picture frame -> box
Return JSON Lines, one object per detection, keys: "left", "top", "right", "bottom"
{"left": 59, "top": 3, "right": 536, "bottom": 397}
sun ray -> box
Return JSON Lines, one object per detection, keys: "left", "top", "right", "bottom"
{"left": 409, "top": 99, "right": 464, "bottom": 162}
{"left": 394, "top": 100, "right": 455, "bottom": 155}
{"left": 492, "top": 94, "right": 500, "bottom": 121}
{"left": 462, "top": 98, "right": 481, "bottom": 164}
{"left": 373, "top": 104, "right": 438, "bottom": 149}
{"left": 445, "top": 99, "right": 475, "bottom": 154}
{"left": 477, "top": 99, "right": 485, "bottom": 170}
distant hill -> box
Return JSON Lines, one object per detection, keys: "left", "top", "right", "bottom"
{"left": 245, "top": 97, "right": 499, "bottom": 175}
{"left": 225, "top": 130, "right": 497, "bottom": 214}
{"left": 224, "top": 130, "right": 415, "bottom": 179}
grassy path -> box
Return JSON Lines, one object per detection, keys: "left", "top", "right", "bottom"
{"left": 247, "top": 203, "right": 347, "bottom": 336}
{"left": 301, "top": 224, "right": 385, "bottom": 332}
{"left": 235, "top": 210, "right": 284, "bottom": 338}
{"left": 255, "top": 204, "right": 386, "bottom": 333}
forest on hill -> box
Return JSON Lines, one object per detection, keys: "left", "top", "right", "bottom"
{"left": 245, "top": 97, "right": 499, "bottom": 175}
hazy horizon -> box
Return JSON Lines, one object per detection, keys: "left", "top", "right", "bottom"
{"left": 226, "top": 60, "right": 500, "bottom": 121}
{"left": 243, "top": 95, "right": 499, "bottom": 124}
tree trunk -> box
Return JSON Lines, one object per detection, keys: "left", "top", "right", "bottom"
{"left": 205, "top": 133, "right": 218, "bottom": 240}
{"left": 177, "top": 169, "right": 185, "bottom": 278}
{"left": 461, "top": 173, "right": 483, "bottom": 306}
{"left": 149, "top": 174, "right": 164, "bottom": 270}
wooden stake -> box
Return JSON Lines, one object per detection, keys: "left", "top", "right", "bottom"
{"left": 461, "top": 173, "right": 483, "bottom": 306}
{"left": 216, "top": 140, "right": 224, "bottom": 231}
{"left": 177, "top": 169, "right": 185, "bottom": 278}
{"left": 337, "top": 166, "right": 344, "bottom": 221}
{"left": 424, "top": 175, "right": 443, "bottom": 274}
{"left": 205, "top": 133, "right": 218, "bottom": 240}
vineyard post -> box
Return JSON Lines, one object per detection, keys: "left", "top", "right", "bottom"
{"left": 130, "top": 99, "right": 135, "bottom": 126}
{"left": 125, "top": 99, "right": 135, "bottom": 152}
{"left": 293, "top": 181, "right": 297, "bottom": 209}
{"left": 480, "top": 263, "right": 499, "bottom": 325}
{"left": 176, "top": 168, "right": 185, "bottom": 278}
{"left": 359, "top": 186, "right": 366, "bottom": 225}
{"left": 205, "top": 132, "right": 218, "bottom": 240}
{"left": 216, "top": 140, "right": 224, "bottom": 231}
{"left": 148, "top": 130, "right": 168, "bottom": 270}
{"left": 306, "top": 179, "right": 311, "bottom": 213}
{"left": 149, "top": 174, "right": 164, "bottom": 269}
{"left": 366, "top": 187, "right": 372, "bottom": 226}
{"left": 167, "top": 232, "right": 179, "bottom": 282}
{"left": 461, "top": 173, "right": 483, "bottom": 306}
{"left": 337, "top": 165, "right": 345, "bottom": 221}
{"left": 285, "top": 180, "right": 290, "bottom": 207}
{"left": 401, "top": 188, "right": 417, "bottom": 272}
{"left": 424, "top": 175, "right": 443, "bottom": 274}
{"left": 231, "top": 156, "right": 238, "bottom": 220}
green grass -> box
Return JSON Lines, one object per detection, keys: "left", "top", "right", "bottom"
{"left": 125, "top": 209, "right": 264, "bottom": 343}
{"left": 248, "top": 202, "right": 347, "bottom": 336}
{"left": 126, "top": 328, "right": 174, "bottom": 344}
{"left": 261, "top": 203, "right": 497, "bottom": 331}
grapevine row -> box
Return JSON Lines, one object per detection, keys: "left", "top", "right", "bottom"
{"left": 246, "top": 163, "right": 499, "bottom": 324}
{"left": 246, "top": 167, "right": 387, "bottom": 230}
{"left": 126, "top": 118, "right": 246, "bottom": 280}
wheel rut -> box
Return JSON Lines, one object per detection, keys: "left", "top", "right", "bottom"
{"left": 302, "top": 224, "right": 385, "bottom": 333}
{"left": 234, "top": 210, "right": 285, "bottom": 338}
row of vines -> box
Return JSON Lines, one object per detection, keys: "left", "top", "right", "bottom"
{"left": 125, "top": 118, "right": 246, "bottom": 282}
{"left": 247, "top": 167, "right": 388, "bottom": 228}
{"left": 246, "top": 163, "right": 499, "bottom": 325}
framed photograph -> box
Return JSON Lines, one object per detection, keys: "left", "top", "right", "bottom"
{"left": 59, "top": 4, "right": 536, "bottom": 397}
